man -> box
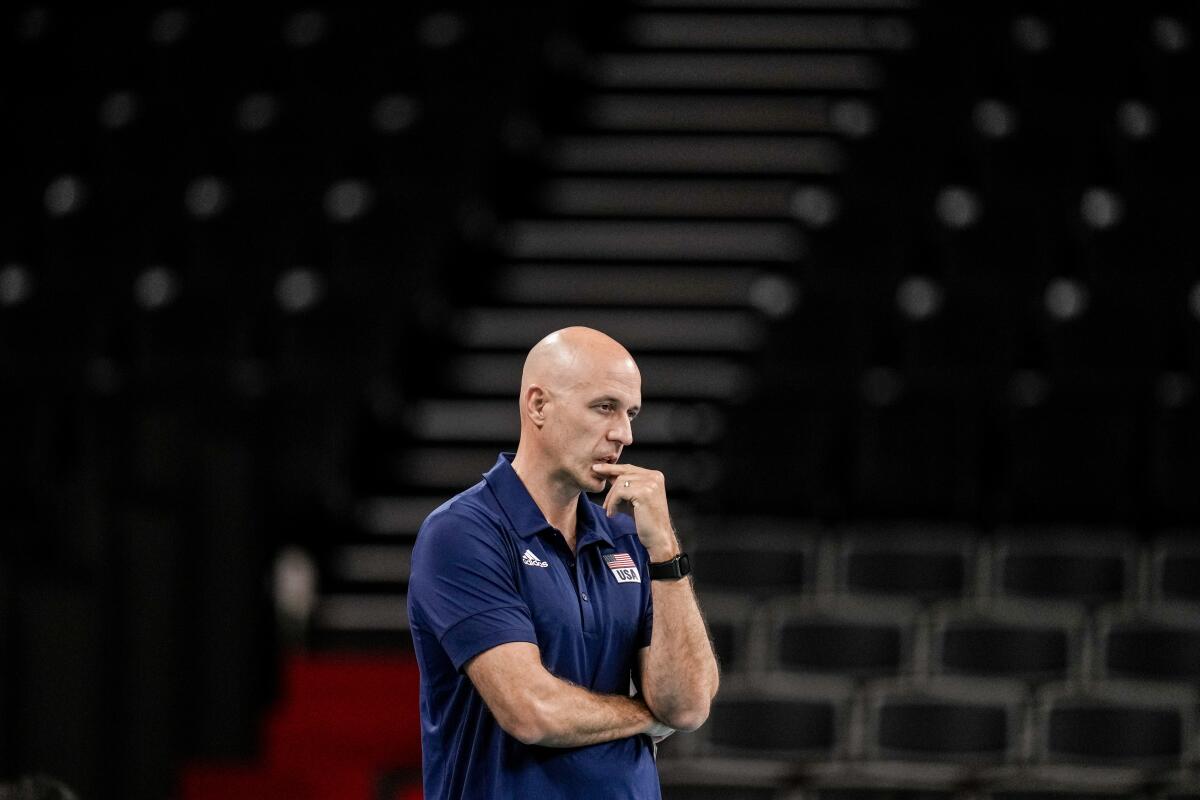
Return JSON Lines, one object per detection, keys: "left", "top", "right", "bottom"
{"left": 408, "top": 326, "right": 720, "bottom": 799}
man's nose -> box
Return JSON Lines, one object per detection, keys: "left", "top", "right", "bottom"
{"left": 609, "top": 415, "right": 633, "bottom": 446}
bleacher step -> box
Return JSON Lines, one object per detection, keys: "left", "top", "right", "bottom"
{"left": 446, "top": 352, "right": 754, "bottom": 399}
{"left": 454, "top": 306, "right": 767, "bottom": 351}
{"left": 541, "top": 178, "right": 803, "bottom": 217}
{"left": 548, "top": 134, "right": 844, "bottom": 174}
{"left": 502, "top": 218, "right": 804, "bottom": 260}
{"left": 591, "top": 52, "right": 881, "bottom": 89}
{"left": 584, "top": 93, "right": 835, "bottom": 132}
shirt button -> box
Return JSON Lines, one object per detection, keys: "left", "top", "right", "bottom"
{"left": 581, "top": 592, "right": 589, "bottom": 602}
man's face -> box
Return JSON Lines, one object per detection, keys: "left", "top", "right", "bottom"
{"left": 545, "top": 359, "right": 641, "bottom": 494}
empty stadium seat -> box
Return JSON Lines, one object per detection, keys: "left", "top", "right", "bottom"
{"left": 767, "top": 595, "right": 918, "bottom": 679}
{"left": 706, "top": 674, "right": 854, "bottom": 759}
{"left": 1097, "top": 604, "right": 1200, "bottom": 683}
{"left": 994, "top": 531, "right": 1135, "bottom": 605}
{"left": 1036, "top": 682, "right": 1192, "bottom": 768}
{"left": 839, "top": 527, "right": 977, "bottom": 602}
{"left": 693, "top": 525, "right": 818, "bottom": 598}
{"left": 864, "top": 677, "right": 1026, "bottom": 763}
{"left": 931, "top": 599, "right": 1083, "bottom": 682}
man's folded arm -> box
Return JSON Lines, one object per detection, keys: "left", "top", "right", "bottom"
{"left": 464, "top": 641, "right": 673, "bottom": 748}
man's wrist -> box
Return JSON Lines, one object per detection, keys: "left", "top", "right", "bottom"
{"left": 645, "top": 528, "right": 681, "bottom": 563}
{"left": 646, "top": 543, "right": 681, "bottom": 563}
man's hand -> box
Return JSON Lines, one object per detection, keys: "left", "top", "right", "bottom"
{"left": 465, "top": 642, "right": 674, "bottom": 748}
{"left": 591, "top": 463, "right": 680, "bottom": 562}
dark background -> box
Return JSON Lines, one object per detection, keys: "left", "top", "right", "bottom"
{"left": 2, "top": 3, "right": 1199, "bottom": 799}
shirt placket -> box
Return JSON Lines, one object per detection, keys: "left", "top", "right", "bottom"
{"left": 548, "top": 530, "right": 594, "bottom": 633}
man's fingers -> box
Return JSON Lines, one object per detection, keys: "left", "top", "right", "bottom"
{"left": 603, "top": 483, "right": 635, "bottom": 518}
{"left": 603, "top": 482, "right": 621, "bottom": 517}
{"left": 596, "top": 464, "right": 659, "bottom": 518}
{"left": 591, "top": 462, "right": 637, "bottom": 476}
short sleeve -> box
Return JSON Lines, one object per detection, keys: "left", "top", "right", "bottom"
{"left": 637, "top": 555, "right": 654, "bottom": 649}
{"left": 622, "top": 528, "right": 654, "bottom": 650}
{"left": 408, "top": 508, "right": 538, "bottom": 670}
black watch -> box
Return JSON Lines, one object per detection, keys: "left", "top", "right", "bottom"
{"left": 649, "top": 553, "right": 691, "bottom": 581}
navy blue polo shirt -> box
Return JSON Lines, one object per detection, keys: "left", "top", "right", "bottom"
{"left": 407, "top": 452, "right": 660, "bottom": 800}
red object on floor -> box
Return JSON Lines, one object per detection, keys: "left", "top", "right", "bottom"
{"left": 179, "top": 652, "right": 422, "bottom": 800}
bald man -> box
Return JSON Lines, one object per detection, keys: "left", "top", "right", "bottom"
{"left": 408, "top": 327, "right": 719, "bottom": 799}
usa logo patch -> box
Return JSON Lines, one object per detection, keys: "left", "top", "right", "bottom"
{"left": 603, "top": 552, "right": 641, "bottom": 584}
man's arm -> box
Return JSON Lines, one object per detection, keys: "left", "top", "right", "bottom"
{"left": 636, "top": 555, "right": 719, "bottom": 732}
{"left": 593, "top": 463, "right": 720, "bottom": 732}
{"left": 465, "top": 641, "right": 674, "bottom": 747}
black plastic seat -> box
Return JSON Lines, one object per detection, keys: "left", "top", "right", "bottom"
{"left": 1039, "top": 684, "right": 1189, "bottom": 768}
{"left": 996, "top": 531, "right": 1133, "bottom": 605}
{"left": 840, "top": 527, "right": 975, "bottom": 602}
{"left": 934, "top": 599, "right": 1081, "bottom": 682}
{"left": 867, "top": 678, "right": 1023, "bottom": 763}
{"left": 1099, "top": 605, "right": 1200, "bottom": 683}
{"left": 1106, "top": 625, "right": 1200, "bottom": 682}
{"left": 710, "top": 697, "right": 837, "bottom": 756}
{"left": 771, "top": 597, "right": 916, "bottom": 679}
{"left": 694, "top": 527, "right": 816, "bottom": 598}
{"left": 707, "top": 675, "right": 852, "bottom": 759}
{"left": 1048, "top": 704, "right": 1182, "bottom": 765}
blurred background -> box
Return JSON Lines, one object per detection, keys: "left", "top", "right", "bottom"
{"left": 2, "top": 2, "right": 1199, "bottom": 799}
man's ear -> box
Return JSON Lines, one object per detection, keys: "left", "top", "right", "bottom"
{"left": 525, "top": 385, "right": 548, "bottom": 428}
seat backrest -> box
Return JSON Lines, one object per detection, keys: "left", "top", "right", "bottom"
{"left": 864, "top": 676, "right": 1026, "bottom": 763}
{"left": 839, "top": 525, "right": 977, "bottom": 602}
{"left": 995, "top": 530, "right": 1135, "bottom": 605}
{"left": 932, "top": 598, "right": 1084, "bottom": 682}
{"left": 767, "top": 595, "right": 918, "bottom": 679}
{"left": 1036, "top": 682, "right": 1194, "bottom": 768}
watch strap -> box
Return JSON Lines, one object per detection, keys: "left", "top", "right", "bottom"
{"left": 649, "top": 552, "right": 691, "bottom": 581}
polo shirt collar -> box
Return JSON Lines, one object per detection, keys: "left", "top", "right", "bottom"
{"left": 483, "top": 452, "right": 614, "bottom": 549}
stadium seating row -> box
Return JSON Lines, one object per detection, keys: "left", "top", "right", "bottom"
{"left": 704, "top": 592, "right": 1200, "bottom": 685}
{"left": 694, "top": 527, "right": 1200, "bottom": 606}
{"left": 665, "top": 673, "right": 1198, "bottom": 769}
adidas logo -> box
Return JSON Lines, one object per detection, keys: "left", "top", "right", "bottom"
{"left": 522, "top": 549, "right": 549, "bottom": 568}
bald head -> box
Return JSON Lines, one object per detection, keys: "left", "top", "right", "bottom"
{"left": 520, "top": 326, "right": 639, "bottom": 400}
{"left": 513, "top": 327, "right": 642, "bottom": 494}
